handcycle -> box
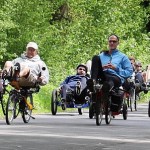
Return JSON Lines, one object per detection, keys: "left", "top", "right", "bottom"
{"left": 2, "top": 70, "right": 40, "bottom": 125}
{"left": 51, "top": 83, "right": 92, "bottom": 115}
{"left": 89, "top": 80, "right": 128, "bottom": 126}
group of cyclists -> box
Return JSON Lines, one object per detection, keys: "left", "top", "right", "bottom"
{"left": 58, "top": 34, "right": 149, "bottom": 108}
{"left": 0, "top": 34, "right": 149, "bottom": 124}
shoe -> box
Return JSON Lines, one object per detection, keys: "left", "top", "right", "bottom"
{"left": 66, "top": 88, "right": 73, "bottom": 95}
{"left": 76, "top": 81, "right": 81, "bottom": 95}
{"left": 1, "top": 69, "right": 12, "bottom": 80}
{"left": 141, "top": 83, "right": 148, "bottom": 94}
{"left": 11, "top": 63, "right": 20, "bottom": 81}
{"left": 61, "top": 98, "right": 66, "bottom": 110}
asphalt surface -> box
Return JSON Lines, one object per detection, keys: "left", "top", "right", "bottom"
{"left": 0, "top": 103, "right": 150, "bottom": 150}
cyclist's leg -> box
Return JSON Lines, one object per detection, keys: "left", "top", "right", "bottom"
{"left": 91, "top": 55, "right": 105, "bottom": 81}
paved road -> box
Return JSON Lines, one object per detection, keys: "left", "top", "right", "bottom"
{"left": 0, "top": 103, "right": 150, "bottom": 150}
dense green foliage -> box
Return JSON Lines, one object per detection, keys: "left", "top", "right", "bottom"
{"left": 0, "top": 0, "right": 150, "bottom": 113}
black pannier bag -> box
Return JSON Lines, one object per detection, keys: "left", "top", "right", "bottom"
{"left": 110, "top": 89, "right": 124, "bottom": 112}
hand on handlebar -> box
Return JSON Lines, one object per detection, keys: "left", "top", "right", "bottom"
{"left": 37, "top": 76, "right": 44, "bottom": 83}
{"left": 103, "top": 63, "right": 116, "bottom": 70}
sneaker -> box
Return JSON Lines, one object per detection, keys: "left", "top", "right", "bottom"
{"left": 1, "top": 69, "right": 12, "bottom": 80}
{"left": 61, "top": 98, "right": 66, "bottom": 110}
{"left": 76, "top": 81, "right": 81, "bottom": 95}
{"left": 11, "top": 62, "right": 20, "bottom": 81}
{"left": 140, "top": 83, "right": 148, "bottom": 94}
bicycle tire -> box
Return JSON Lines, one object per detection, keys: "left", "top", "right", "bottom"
{"left": 89, "top": 102, "right": 94, "bottom": 119}
{"left": 0, "top": 93, "right": 6, "bottom": 115}
{"left": 105, "top": 98, "right": 111, "bottom": 125}
{"left": 6, "top": 93, "right": 17, "bottom": 125}
{"left": 134, "top": 94, "right": 137, "bottom": 111}
{"left": 78, "top": 108, "right": 82, "bottom": 115}
{"left": 123, "top": 103, "right": 128, "bottom": 120}
{"left": 51, "top": 89, "right": 58, "bottom": 115}
{"left": 148, "top": 101, "right": 150, "bottom": 117}
{"left": 96, "top": 97, "right": 103, "bottom": 126}
{"left": 129, "top": 96, "right": 133, "bottom": 112}
{"left": 22, "top": 94, "right": 33, "bottom": 123}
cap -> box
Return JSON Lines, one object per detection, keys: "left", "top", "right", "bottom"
{"left": 26, "top": 42, "right": 38, "bottom": 50}
{"left": 76, "top": 64, "right": 88, "bottom": 73}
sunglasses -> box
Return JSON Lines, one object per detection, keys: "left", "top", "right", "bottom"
{"left": 78, "top": 68, "right": 86, "bottom": 71}
{"left": 109, "top": 40, "right": 118, "bottom": 43}
{"left": 137, "top": 66, "right": 142, "bottom": 67}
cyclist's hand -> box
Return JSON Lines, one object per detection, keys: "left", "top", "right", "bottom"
{"left": 37, "top": 76, "right": 44, "bottom": 83}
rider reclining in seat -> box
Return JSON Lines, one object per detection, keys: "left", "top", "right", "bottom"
{"left": 134, "top": 61, "right": 148, "bottom": 94}
{"left": 60, "top": 64, "right": 90, "bottom": 104}
{"left": 2, "top": 42, "right": 49, "bottom": 89}
{"left": 87, "top": 34, "right": 133, "bottom": 102}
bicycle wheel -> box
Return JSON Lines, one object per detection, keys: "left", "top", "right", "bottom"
{"left": 6, "top": 93, "right": 18, "bottom": 125}
{"left": 148, "top": 101, "right": 150, "bottom": 117}
{"left": 51, "top": 89, "right": 58, "bottom": 115}
{"left": 0, "top": 93, "right": 6, "bottom": 116}
{"left": 105, "top": 98, "right": 112, "bottom": 125}
{"left": 78, "top": 108, "right": 82, "bottom": 115}
{"left": 22, "top": 94, "right": 33, "bottom": 123}
{"left": 96, "top": 97, "right": 103, "bottom": 126}
{"left": 89, "top": 102, "right": 94, "bottom": 119}
{"left": 123, "top": 103, "right": 128, "bottom": 120}
{"left": 128, "top": 96, "right": 132, "bottom": 112}
{"left": 134, "top": 94, "right": 138, "bottom": 111}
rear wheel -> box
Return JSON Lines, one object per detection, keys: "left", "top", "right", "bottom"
{"left": 129, "top": 96, "right": 132, "bottom": 112}
{"left": 78, "top": 108, "right": 82, "bottom": 115}
{"left": 0, "top": 89, "right": 9, "bottom": 116}
{"left": 105, "top": 99, "right": 111, "bottom": 125}
{"left": 51, "top": 89, "right": 58, "bottom": 115}
{"left": 22, "top": 94, "right": 33, "bottom": 123}
{"left": 96, "top": 97, "right": 103, "bottom": 126}
{"left": 148, "top": 101, "right": 150, "bottom": 117}
{"left": 105, "top": 111, "right": 111, "bottom": 124}
{"left": 134, "top": 94, "right": 138, "bottom": 111}
{"left": 6, "top": 93, "right": 18, "bottom": 125}
{"left": 123, "top": 103, "right": 128, "bottom": 120}
{"left": 89, "top": 103, "right": 94, "bottom": 119}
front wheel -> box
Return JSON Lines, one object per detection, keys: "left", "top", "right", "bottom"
{"left": 51, "top": 89, "right": 58, "bottom": 115}
{"left": 6, "top": 93, "right": 18, "bottom": 125}
{"left": 78, "top": 108, "right": 82, "bottom": 115}
{"left": 89, "top": 103, "right": 95, "bottom": 119}
{"left": 22, "top": 94, "right": 33, "bottom": 123}
{"left": 105, "top": 102, "right": 111, "bottom": 125}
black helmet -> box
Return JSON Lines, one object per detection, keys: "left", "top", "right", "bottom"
{"left": 76, "top": 64, "right": 88, "bottom": 73}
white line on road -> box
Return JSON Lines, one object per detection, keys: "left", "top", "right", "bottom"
{"left": 0, "top": 131, "right": 149, "bottom": 144}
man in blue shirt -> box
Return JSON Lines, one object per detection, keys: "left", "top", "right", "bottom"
{"left": 87, "top": 34, "right": 133, "bottom": 98}
{"left": 60, "top": 64, "right": 90, "bottom": 103}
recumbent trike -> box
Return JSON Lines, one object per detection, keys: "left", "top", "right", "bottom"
{"left": 88, "top": 79, "right": 128, "bottom": 126}
{"left": 51, "top": 82, "right": 92, "bottom": 115}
